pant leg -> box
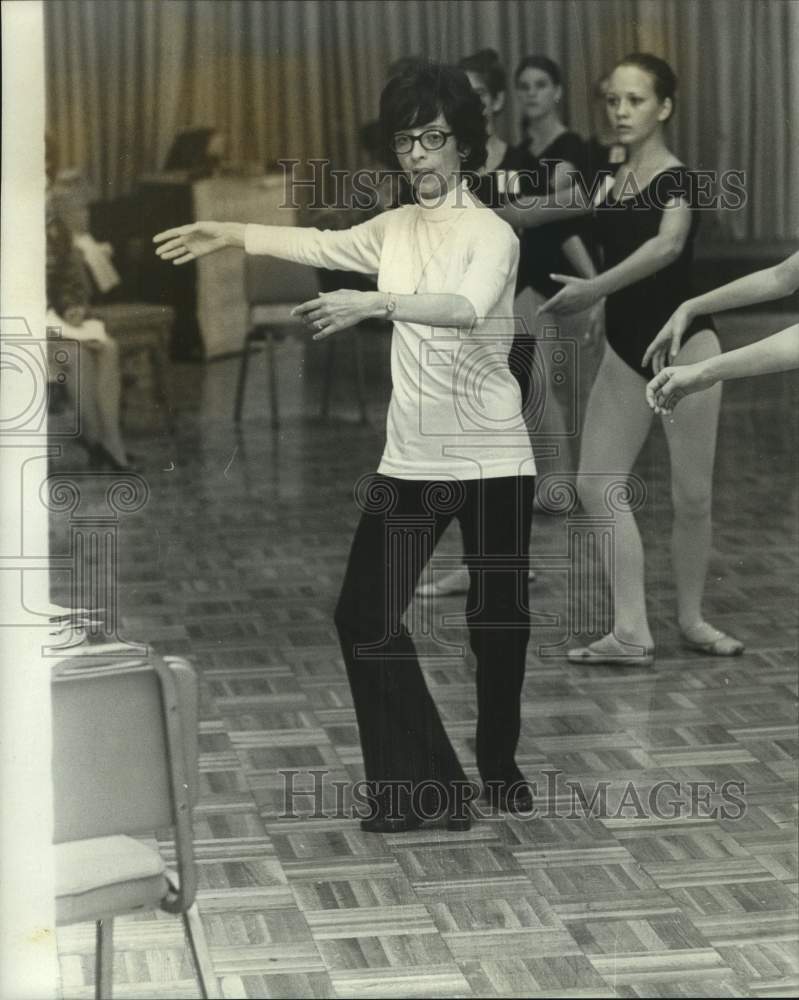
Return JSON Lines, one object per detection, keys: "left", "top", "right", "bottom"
{"left": 334, "top": 476, "right": 469, "bottom": 804}
{"left": 457, "top": 476, "right": 535, "bottom": 782}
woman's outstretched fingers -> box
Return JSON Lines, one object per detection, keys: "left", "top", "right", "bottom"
{"left": 153, "top": 225, "right": 194, "bottom": 244}
{"left": 291, "top": 297, "right": 324, "bottom": 317}
{"left": 156, "top": 243, "right": 187, "bottom": 260}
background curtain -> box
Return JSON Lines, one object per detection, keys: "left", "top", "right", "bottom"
{"left": 45, "top": 0, "right": 798, "bottom": 241}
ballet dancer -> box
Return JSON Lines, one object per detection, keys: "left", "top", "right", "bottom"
{"left": 539, "top": 53, "right": 744, "bottom": 663}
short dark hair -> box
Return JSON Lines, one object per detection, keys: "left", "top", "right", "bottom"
{"left": 458, "top": 48, "right": 506, "bottom": 98}
{"left": 615, "top": 52, "right": 678, "bottom": 120}
{"left": 514, "top": 55, "right": 562, "bottom": 88}
{"left": 387, "top": 55, "right": 426, "bottom": 81}
{"left": 378, "top": 61, "right": 488, "bottom": 173}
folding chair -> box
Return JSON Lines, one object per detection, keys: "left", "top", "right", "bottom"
{"left": 233, "top": 256, "right": 319, "bottom": 426}
{"left": 52, "top": 653, "right": 220, "bottom": 999}
{"left": 233, "top": 255, "right": 368, "bottom": 426}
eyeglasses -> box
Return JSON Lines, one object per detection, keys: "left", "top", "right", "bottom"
{"left": 390, "top": 128, "right": 455, "bottom": 155}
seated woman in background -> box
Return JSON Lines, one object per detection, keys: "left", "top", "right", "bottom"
{"left": 46, "top": 133, "right": 130, "bottom": 472}
{"left": 644, "top": 249, "right": 799, "bottom": 410}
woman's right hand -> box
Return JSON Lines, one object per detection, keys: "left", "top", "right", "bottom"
{"left": 641, "top": 302, "right": 694, "bottom": 373}
{"left": 646, "top": 361, "right": 715, "bottom": 413}
{"left": 153, "top": 222, "right": 243, "bottom": 265}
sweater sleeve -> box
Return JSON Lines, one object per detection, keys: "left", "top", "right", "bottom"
{"left": 455, "top": 221, "right": 519, "bottom": 320}
{"left": 244, "top": 211, "right": 389, "bottom": 274}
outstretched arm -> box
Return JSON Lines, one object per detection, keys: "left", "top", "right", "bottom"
{"left": 154, "top": 217, "right": 386, "bottom": 275}
{"left": 680, "top": 251, "right": 799, "bottom": 316}
{"left": 538, "top": 198, "right": 691, "bottom": 316}
{"left": 646, "top": 323, "right": 799, "bottom": 412}
{"left": 495, "top": 161, "right": 609, "bottom": 230}
{"left": 642, "top": 250, "right": 799, "bottom": 371}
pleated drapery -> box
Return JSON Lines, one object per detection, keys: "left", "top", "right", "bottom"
{"left": 45, "top": 0, "right": 798, "bottom": 241}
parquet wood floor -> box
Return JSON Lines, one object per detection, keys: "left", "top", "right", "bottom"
{"left": 50, "top": 313, "right": 797, "bottom": 998}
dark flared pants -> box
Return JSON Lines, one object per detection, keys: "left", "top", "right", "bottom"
{"left": 334, "top": 474, "right": 535, "bottom": 806}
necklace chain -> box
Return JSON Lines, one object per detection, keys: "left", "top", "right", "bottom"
{"left": 411, "top": 210, "right": 467, "bottom": 294}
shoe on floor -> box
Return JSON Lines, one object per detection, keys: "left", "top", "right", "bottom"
{"left": 680, "top": 622, "right": 744, "bottom": 657}
{"left": 567, "top": 635, "right": 654, "bottom": 667}
{"left": 482, "top": 775, "right": 535, "bottom": 814}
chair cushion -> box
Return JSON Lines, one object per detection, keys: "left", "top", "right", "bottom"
{"left": 56, "top": 836, "right": 168, "bottom": 925}
{"left": 92, "top": 302, "right": 174, "bottom": 331}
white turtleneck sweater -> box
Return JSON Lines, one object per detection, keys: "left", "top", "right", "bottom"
{"left": 245, "top": 184, "right": 536, "bottom": 481}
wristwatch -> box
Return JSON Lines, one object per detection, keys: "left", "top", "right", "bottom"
{"left": 384, "top": 292, "right": 397, "bottom": 318}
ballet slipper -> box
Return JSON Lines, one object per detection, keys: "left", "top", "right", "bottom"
{"left": 680, "top": 622, "right": 744, "bottom": 657}
{"left": 568, "top": 636, "right": 654, "bottom": 667}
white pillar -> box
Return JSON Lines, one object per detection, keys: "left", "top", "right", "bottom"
{"left": 0, "top": 3, "right": 59, "bottom": 999}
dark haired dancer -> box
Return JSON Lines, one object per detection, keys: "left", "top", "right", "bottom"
{"left": 540, "top": 53, "right": 743, "bottom": 663}
{"left": 510, "top": 56, "right": 601, "bottom": 503}
{"left": 458, "top": 49, "right": 516, "bottom": 190}
{"left": 155, "top": 63, "right": 537, "bottom": 828}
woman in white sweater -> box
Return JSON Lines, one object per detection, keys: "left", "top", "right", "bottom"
{"left": 155, "top": 63, "right": 537, "bottom": 831}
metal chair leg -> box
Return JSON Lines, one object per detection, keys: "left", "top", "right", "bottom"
{"left": 234, "top": 332, "right": 254, "bottom": 423}
{"left": 265, "top": 331, "right": 280, "bottom": 429}
{"left": 182, "top": 903, "right": 222, "bottom": 999}
{"left": 95, "top": 917, "right": 114, "bottom": 1000}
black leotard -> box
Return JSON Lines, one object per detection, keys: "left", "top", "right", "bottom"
{"left": 512, "top": 131, "right": 588, "bottom": 298}
{"left": 472, "top": 135, "right": 588, "bottom": 419}
{"left": 596, "top": 165, "right": 715, "bottom": 381}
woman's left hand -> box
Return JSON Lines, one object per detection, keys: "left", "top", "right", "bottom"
{"left": 292, "top": 290, "right": 383, "bottom": 340}
{"left": 538, "top": 275, "right": 602, "bottom": 316}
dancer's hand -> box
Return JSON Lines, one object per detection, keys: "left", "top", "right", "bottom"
{"left": 646, "top": 362, "right": 715, "bottom": 413}
{"left": 538, "top": 274, "right": 601, "bottom": 316}
{"left": 293, "top": 290, "right": 385, "bottom": 340}
{"left": 153, "top": 222, "right": 242, "bottom": 264}
{"left": 642, "top": 303, "right": 693, "bottom": 373}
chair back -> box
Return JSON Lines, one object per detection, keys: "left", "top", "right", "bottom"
{"left": 51, "top": 655, "right": 199, "bottom": 845}
{"left": 244, "top": 254, "right": 320, "bottom": 308}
